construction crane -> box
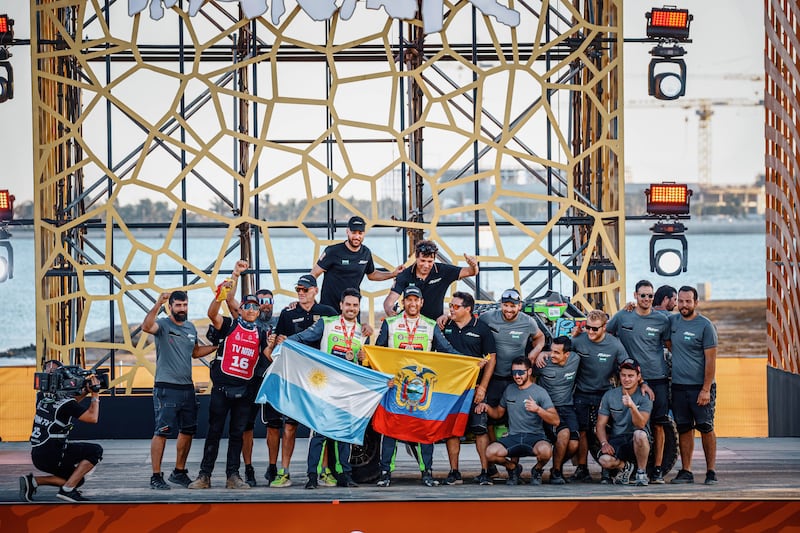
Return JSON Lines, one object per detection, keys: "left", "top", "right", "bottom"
{"left": 625, "top": 97, "right": 764, "bottom": 187}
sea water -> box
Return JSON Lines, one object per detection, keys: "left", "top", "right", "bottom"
{"left": 0, "top": 230, "right": 766, "bottom": 351}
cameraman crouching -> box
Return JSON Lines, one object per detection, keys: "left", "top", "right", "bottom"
{"left": 19, "top": 360, "right": 104, "bottom": 503}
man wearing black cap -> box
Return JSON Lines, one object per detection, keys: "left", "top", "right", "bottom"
{"left": 479, "top": 288, "right": 546, "bottom": 451}
{"left": 383, "top": 239, "right": 479, "bottom": 321}
{"left": 595, "top": 358, "right": 653, "bottom": 487}
{"left": 311, "top": 215, "right": 403, "bottom": 312}
{"left": 268, "top": 274, "right": 337, "bottom": 488}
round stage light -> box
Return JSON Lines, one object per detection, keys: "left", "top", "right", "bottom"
{"left": 653, "top": 72, "right": 684, "bottom": 100}
{"left": 654, "top": 248, "right": 683, "bottom": 277}
{"left": 0, "top": 256, "right": 8, "bottom": 283}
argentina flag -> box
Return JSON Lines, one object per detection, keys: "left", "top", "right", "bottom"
{"left": 256, "top": 340, "right": 392, "bottom": 445}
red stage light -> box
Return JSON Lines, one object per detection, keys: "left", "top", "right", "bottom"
{"left": 0, "top": 189, "right": 14, "bottom": 221}
{"left": 645, "top": 182, "right": 691, "bottom": 216}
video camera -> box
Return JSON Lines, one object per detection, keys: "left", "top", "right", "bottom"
{"left": 34, "top": 365, "right": 110, "bottom": 396}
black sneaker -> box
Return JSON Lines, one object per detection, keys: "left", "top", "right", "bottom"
{"left": 57, "top": 487, "right": 89, "bottom": 502}
{"left": 305, "top": 473, "right": 318, "bottom": 490}
{"left": 422, "top": 470, "right": 440, "bottom": 487}
{"left": 600, "top": 469, "right": 612, "bottom": 485}
{"left": 376, "top": 470, "right": 392, "bottom": 487}
{"left": 168, "top": 469, "right": 192, "bottom": 487}
{"left": 614, "top": 462, "right": 635, "bottom": 485}
{"left": 264, "top": 464, "right": 278, "bottom": 484}
{"left": 244, "top": 465, "right": 257, "bottom": 487}
{"left": 486, "top": 464, "right": 499, "bottom": 478}
{"left": 336, "top": 473, "right": 358, "bottom": 488}
{"left": 704, "top": 470, "right": 718, "bottom": 485}
{"left": 444, "top": 469, "right": 463, "bottom": 485}
{"left": 671, "top": 469, "right": 694, "bottom": 484}
{"left": 150, "top": 472, "right": 171, "bottom": 490}
{"left": 569, "top": 465, "right": 592, "bottom": 483}
{"left": 19, "top": 473, "right": 36, "bottom": 502}
{"left": 506, "top": 464, "right": 523, "bottom": 486}
{"left": 475, "top": 471, "right": 493, "bottom": 485}
{"left": 530, "top": 467, "right": 543, "bottom": 486}
{"left": 549, "top": 468, "right": 566, "bottom": 485}
{"left": 651, "top": 466, "right": 665, "bottom": 484}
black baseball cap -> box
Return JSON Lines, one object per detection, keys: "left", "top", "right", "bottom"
{"left": 403, "top": 285, "right": 423, "bottom": 299}
{"left": 619, "top": 357, "right": 641, "bottom": 373}
{"left": 348, "top": 216, "right": 366, "bottom": 231}
{"left": 296, "top": 274, "right": 317, "bottom": 288}
{"left": 241, "top": 294, "right": 259, "bottom": 306}
{"left": 500, "top": 288, "right": 522, "bottom": 304}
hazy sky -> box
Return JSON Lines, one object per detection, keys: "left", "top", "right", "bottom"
{"left": 0, "top": 0, "right": 764, "bottom": 204}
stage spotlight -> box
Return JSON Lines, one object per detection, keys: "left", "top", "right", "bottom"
{"left": 0, "top": 230, "right": 12, "bottom": 283}
{"left": 0, "top": 14, "right": 13, "bottom": 45}
{"left": 645, "top": 183, "right": 692, "bottom": 276}
{"left": 0, "top": 59, "right": 13, "bottom": 103}
{"left": 646, "top": 7, "right": 692, "bottom": 41}
{"left": 645, "top": 7, "right": 692, "bottom": 101}
{"left": 0, "top": 190, "right": 14, "bottom": 221}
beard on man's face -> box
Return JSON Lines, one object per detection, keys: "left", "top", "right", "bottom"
{"left": 173, "top": 311, "right": 188, "bottom": 322}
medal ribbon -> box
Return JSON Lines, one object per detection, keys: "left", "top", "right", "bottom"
{"left": 403, "top": 313, "right": 419, "bottom": 347}
{"left": 340, "top": 316, "right": 357, "bottom": 353}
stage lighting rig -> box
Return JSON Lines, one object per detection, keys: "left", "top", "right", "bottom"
{"left": 0, "top": 189, "right": 14, "bottom": 283}
{"left": 0, "top": 14, "right": 14, "bottom": 103}
{"left": 645, "top": 182, "right": 692, "bottom": 277}
{"left": 646, "top": 6, "right": 693, "bottom": 100}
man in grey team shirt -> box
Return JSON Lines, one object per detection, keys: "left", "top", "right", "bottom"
{"left": 606, "top": 279, "right": 671, "bottom": 483}
{"left": 669, "top": 286, "right": 719, "bottom": 485}
{"left": 562, "top": 310, "right": 629, "bottom": 483}
{"left": 533, "top": 335, "right": 580, "bottom": 485}
{"left": 479, "top": 288, "right": 545, "bottom": 443}
{"left": 142, "top": 291, "right": 217, "bottom": 490}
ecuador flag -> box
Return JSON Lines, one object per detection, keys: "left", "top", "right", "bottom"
{"left": 364, "top": 345, "right": 481, "bottom": 444}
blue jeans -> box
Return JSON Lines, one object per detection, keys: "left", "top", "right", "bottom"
{"left": 199, "top": 385, "right": 252, "bottom": 477}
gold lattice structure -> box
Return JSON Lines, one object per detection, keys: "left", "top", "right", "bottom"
{"left": 31, "top": 0, "right": 624, "bottom": 393}
{"left": 766, "top": 0, "right": 800, "bottom": 376}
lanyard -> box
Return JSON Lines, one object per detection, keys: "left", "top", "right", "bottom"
{"left": 403, "top": 314, "right": 419, "bottom": 346}
{"left": 340, "top": 316, "right": 357, "bottom": 353}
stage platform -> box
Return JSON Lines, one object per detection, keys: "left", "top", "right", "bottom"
{"left": 1, "top": 437, "right": 799, "bottom": 531}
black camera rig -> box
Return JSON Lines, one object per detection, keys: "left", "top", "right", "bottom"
{"left": 34, "top": 364, "right": 110, "bottom": 396}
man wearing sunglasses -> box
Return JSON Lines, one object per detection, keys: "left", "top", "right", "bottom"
{"left": 269, "top": 274, "right": 338, "bottom": 488}
{"left": 562, "top": 309, "right": 629, "bottom": 483}
{"left": 479, "top": 288, "right": 545, "bottom": 458}
{"left": 607, "top": 279, "right": 670, "bottom": 483}
{"left": 595, "top": 357, "right": 653, "bottom": 486}
{"left": 187, "top": 290, "right": 273, "bottom": 490}
{"left": 476, "top": 357, "right": 559, "bottom": 485}
{"left": 441, "top": 291, "right": 497, "bottom": 485}
{"left": 383, "top": 239, "right": 479, "bottom": 322}
{"left": 311, "top": 216, "right": 403, "bottom": 313}
{"left": 218, "top": 262, "right": 281, "bottom": 486}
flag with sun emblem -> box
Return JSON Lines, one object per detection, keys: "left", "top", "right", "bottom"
{"left": 363, "top": 345, "right": 481, "bottom": 444}
{"left": 256, "top": 340, "right": 392, "bottom": 445}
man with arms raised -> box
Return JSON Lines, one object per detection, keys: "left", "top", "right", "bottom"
{"left": 476, "top": 356, "right": 559, "bottom": 485}
{"left": 383, "top": 239, "right": 478, "bottom": 321}
{"left": 441, "top": 291, "right": 497, "bottom": 485}
{"left": 143, "top": 290, "right": 217, "bottom": 490}
{"left": 595, "top": 357, "right": 653, "bottom": 486}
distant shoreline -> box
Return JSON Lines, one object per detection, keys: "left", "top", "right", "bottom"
{"left": 3, "top": 217, "right": 766, "bottom": 238}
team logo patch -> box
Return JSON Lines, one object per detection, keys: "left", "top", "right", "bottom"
{"left": 395, "top": 365, "right": 437, "bottom": 412}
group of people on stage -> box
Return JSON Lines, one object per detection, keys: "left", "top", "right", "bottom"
{"left": 18, "top": 216, "right": 719, "bottom": 501}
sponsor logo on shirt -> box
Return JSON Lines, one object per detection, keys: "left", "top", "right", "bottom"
{"left": 342, "top": 259, "right": 350, "bottom": 265}
{"left": 359, "top": 260, "right": 368, "bottom": 264}
{"left": 597, "top": 351, "right": 612, "bottom": 361}
{"left": 682, "top": 330, "right": 696, "bottom": 342}
{"left": 466, "top": 331, "right": 480, "bottom": 338}
{"left": 564, "top": 371, "right": 576, "bottom": 381}
{"left": 428, "top": 277, "right": 442, "bottom": 285}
